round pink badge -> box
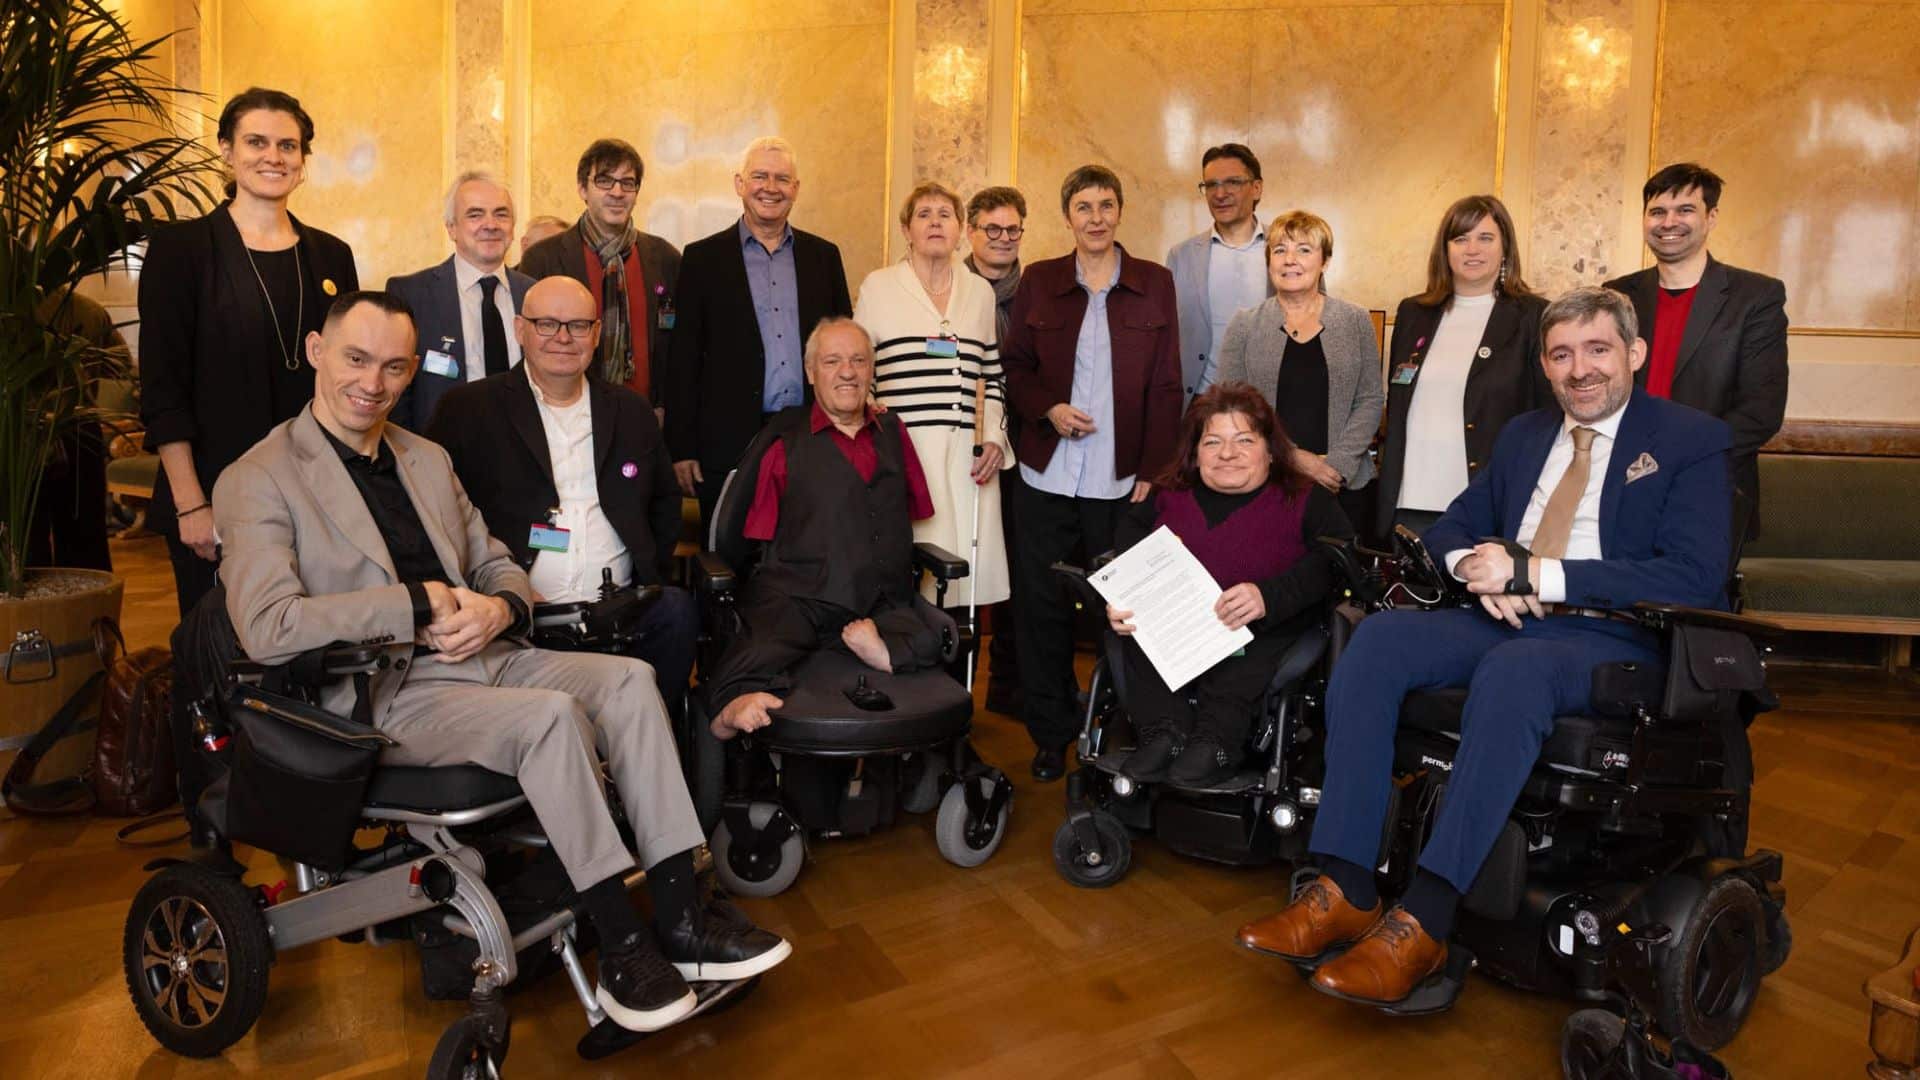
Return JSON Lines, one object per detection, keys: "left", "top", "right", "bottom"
{"left": 621, "top": 462, "right": 639, "bottom": 478}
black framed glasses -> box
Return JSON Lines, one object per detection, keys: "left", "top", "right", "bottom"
{"left": 591, "top": 174, "right": 639, "bottom": 193}
{"left": 1198, "top": 178, "right": 1253, "bottom": 194}
{"left": 975, "top": 223, "right": 1023, "bottom": 240}
{"left": 520, "top": 316, "right": 599, "bottom": 338}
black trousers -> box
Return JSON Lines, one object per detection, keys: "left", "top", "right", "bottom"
{"left": 1010, "top": 481, "right": 1128, "bottom": 748}
{"left": 1120, "top": 631, "right": 1295, "bottom": 748}
{"left": 27, "top": 425, "right": 112, "bottom": 572}
{"left": 704, "top": 589, "right": 942, "bottom": 713}
{"left": 164, "top": 528, "right": 221, "bottom": 618}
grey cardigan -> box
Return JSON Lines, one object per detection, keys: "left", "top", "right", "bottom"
{"left": 1213, "top": 295, "right": 1385, "bottom": 488}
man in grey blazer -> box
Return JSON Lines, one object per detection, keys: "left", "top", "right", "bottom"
{"left": 215, "top": 290, "right": 789, "bottom": 1033}
{"left": 1166, "top": 143, "right": 1274, "bottom": 401}
{"left": 386, "top": 172, "right": 535, "bottom": 431}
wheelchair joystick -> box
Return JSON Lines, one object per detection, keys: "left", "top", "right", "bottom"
{"left": 599, "top": 566, "right": 616, "bottom": 601}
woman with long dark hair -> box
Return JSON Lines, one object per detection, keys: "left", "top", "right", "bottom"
{"left": 139, "top": 87, "right": 358, "bottom": 615}
{"left": 1104, "top": 382, "right": 1352, "bottom": 787}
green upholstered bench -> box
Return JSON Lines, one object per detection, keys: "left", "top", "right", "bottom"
{"left": 1739, "top": 453, "right": 1920, "bottom": 667}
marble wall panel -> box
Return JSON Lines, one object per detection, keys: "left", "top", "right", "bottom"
{"left": 915, "top": 0, "right": 994, "bottom": 203}
{"left": 1018, "top": 2, "right": 1504, "bottom": 315}
{"left": 452, "top": 0, "right": 509, "bottom": 176}
{"left": 1526, "top": 0, "right": 1636, "bottom": 295}
{"left": 216, "top": 0, "right": 449, "bottom": 288}
{"left": 1656, "top": 1, "right": 1920, "bottom": 332}
{"left": 526, "top": 0, "right": 892, "bottom": 283}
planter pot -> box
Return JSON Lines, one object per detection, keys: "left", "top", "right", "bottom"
{"left": 2, "top": 568, "right": 125, "bottom": 789}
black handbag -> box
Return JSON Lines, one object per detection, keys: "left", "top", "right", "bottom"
{"left": 223, "top": 680, "right": 395, "bottom": 871}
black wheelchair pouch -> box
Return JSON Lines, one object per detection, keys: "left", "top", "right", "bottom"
{"left": 223, "top": 679, "right": 394, "bottom": 871}
{"left": 1662, "top": 623, "right": 1767, "bottom": 720}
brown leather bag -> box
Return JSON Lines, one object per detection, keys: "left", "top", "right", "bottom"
{"left": 91, "top": 625, "right": 176, "bottom": 818}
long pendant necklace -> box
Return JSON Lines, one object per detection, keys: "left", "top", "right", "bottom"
{"left": 244, "top": 237, "right": 305, "bottom": 371}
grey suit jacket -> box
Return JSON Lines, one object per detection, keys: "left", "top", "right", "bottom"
{"left": 213, "top": 407, "right": 532, "bottom": 722}
{"left": 385, "top": 256, "right": 535, "bottom": 431}
{"left": 1213, "top": 295, "right": 1385, "bottom": 488}
{"left": 1166, "top": 228, "right": 1276, "bottom": 402}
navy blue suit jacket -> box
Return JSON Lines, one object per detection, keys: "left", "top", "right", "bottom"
{"left": 385, "top": 256, "right": 534, "bottom": 431}
{"left": 1423, "top": 389, "right": 1733, "bottom": 611}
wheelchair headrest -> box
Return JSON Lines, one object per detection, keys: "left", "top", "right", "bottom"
{"left": 707, "top": 424, "right": 784, "bottom": 571}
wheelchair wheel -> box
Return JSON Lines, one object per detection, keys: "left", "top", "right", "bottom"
{"left": 123, "top": 863, "right": 272, "bottom": 1058}
{"left": 426, "top": 1013, "right": 510, "bottom": 1080}
{"left": 1558, "top": 1008, "right": 1625, "bottom": 1080}
{"left": 1052, "top": 812, "right": 1131, "bottom": 888}
{"left": 899, "top": 752, "right": 944, "bottom": 815}
{"left": 1656, "top": 875, "right": 1764, "bottom": 1051}
{"left": 935, "top": 774, "right": 1010, "bottom": 868}
{"left": 711, "top": 802, "right": 805, "bottom": 898}
{"left": 1761, "top": 907, "right": 1792, "bottom": 975}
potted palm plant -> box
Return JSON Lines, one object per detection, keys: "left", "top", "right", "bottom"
{"left": 2, "top": 0, "right": 214, "bottom": 789}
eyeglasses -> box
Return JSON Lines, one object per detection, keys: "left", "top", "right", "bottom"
{"left": 520, "top": 316, "right": 600, "bottom": 338}
{"left": 591, "top": 174, "right": 639, "bottom": 193}
{"left": 1198, "top": 178, "right": 1253, "bottom": 194}
{"left": 974, "top": 224, "right": 1023, "bottom": 240}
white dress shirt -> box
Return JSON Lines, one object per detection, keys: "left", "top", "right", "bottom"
{"left": 1205, "top": 219, "right": 1269, "bottom": 363}
{"left": 1445, "top": 400, "right": 1624, "bottom": 603}
{"left": 453, "top": 254, "right": 521, "bottom": 379}
{"left": 526, "top": 382, "right": 631, "bottom": 603}
{"left": 1398, "top": 292, "right": 1495, "bottom": 511}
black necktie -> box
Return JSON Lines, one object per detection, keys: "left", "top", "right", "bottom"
{"left": 479, "top": 275, "right": 509, "bottom": 376}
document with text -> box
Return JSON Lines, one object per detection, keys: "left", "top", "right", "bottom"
{"left": 1088, "top": 525, "right": 1253, "bottom": 690}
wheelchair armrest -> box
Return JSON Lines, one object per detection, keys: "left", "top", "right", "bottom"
{"left": 1091, "top": 549, "right": 1118, "bottom": 571}
{"left": 1265, "top": 625, "right": 1328, "bottom": 695}
{"left": 912, "top": 542, "right": 970, "bottom": 581}
{"left": 1630, "top": 601, "right": 1784, "bottom": 639}
{"left": 695, "top": 551, "right": 738, "bottom": 594}
{"left": 231, "top": 642, "right": 387, "bottom": 684}
{"left": 1049, "top": 561, "right": 1107, "bottom": 611}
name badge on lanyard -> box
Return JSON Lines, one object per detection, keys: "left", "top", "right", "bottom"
{"left": 926, "top": 336, "right": 960, "bottom": 359}
{"left": 529, "top": 523, "right": 570, "bottom": 552}
{"left": 1392, "top": 362, "right": 1419, "bottom": 386}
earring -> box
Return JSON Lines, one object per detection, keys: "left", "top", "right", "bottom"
{"left": 1498, "top": 260, "right": 1508, "bottom": 286}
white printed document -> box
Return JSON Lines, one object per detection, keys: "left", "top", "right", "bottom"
{"left": 1088, "top": 526, "right": 1253, "bottom": 690}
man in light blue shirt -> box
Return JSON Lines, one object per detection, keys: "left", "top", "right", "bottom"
{"left": 1165, "top": 144, "right": 1274, "bottom": 400}
{"left": 740, "top": 217, "right": 804, "bottom": 412}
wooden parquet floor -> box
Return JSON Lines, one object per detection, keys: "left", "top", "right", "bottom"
{"left": 1, "top": 533, "right": 1914, "bottom": 1078}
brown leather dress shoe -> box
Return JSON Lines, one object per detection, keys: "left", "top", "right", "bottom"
{"left": 1236, "top": 875, "right": 1381, "bottom": 962}
{"left": 1310, "top": 906, "right": 1447, "bottom": 1004}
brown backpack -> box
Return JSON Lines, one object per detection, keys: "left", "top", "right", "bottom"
{"left": 91, "top": 633, "right": 176, "bottom": 818}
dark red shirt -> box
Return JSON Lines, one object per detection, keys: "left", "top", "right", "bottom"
{"left": 1645, "top": 285, "right": 1698, "bottom": 399}
{"left": 583, "top": 244, "right": 650, "bottom": 397}
{"left": 743, "top": 404, "right": 936, "bottom": 540}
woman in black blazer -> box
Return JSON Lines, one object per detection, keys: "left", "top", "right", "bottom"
{"left": 139, "top": 87, "right": 357, "bottom": 615}
{"left": 1374, "top": 195, "right": 1547, "bottom": 539}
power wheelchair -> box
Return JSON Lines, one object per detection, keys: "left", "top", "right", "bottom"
{"left": 1047, "top": 558, "right": 1333, "bottom": 887}
{"left": 681, "top": 437, "right": 1014, "bottom": 898}
{"left": 1305, "top": 527, "right": 1791, "bottom": 1052}
{"left": 124, "top": 588, "right": 755, "bottom": 1079}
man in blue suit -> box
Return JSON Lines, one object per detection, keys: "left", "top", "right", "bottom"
{"left": 387, "top": 171, "right": 535, "bottom": 431}
{"left": 1238, "top": 286, "right": 1732, "bottom": 1006}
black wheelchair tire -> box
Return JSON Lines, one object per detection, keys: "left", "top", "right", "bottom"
{"left": 123, "top": 863, "right": 273, "bottom": 1058}
{"left": 1051, "top": 813, "right": 1131, "bottom": 888}
{"left": 1657, "top": 874, "right": 1764, "bottom": 1051}
{"left": 1558, "top": 1008, "right": 1625, "bottom": 1080}
{"left": 1761, "top": 906, "right": 1792, "bottom": 976}
{"left": 426, "top": 1013, "right": 511, "bottom": 1080}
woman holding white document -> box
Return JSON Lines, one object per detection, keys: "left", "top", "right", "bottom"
{"left": 1106, "top": 383, "right": 1351, "bottom": 787}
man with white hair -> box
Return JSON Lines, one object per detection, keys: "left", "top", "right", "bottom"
{"left": 663, "top": 136, "right": 852, "bottom": 525}
{"left": 387, "top": 171, "right": 535, "bottom": 430}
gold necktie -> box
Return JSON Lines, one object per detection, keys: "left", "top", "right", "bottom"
{"left": 1531, "top": 426, "right": 1597, "bottom": 560}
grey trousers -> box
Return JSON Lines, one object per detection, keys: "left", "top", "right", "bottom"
{"left": 378, "top": 642, "right": 706, "bottom": 891}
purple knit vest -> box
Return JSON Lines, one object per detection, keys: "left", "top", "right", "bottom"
{"left": 1155, "top": 484, "right": 1309, "bottom": 587}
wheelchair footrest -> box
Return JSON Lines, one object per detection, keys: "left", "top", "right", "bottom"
{"left": 1296, "top": 943, "right": 1477, "bottom": 1017}
{"left": 575, "top": 976, "right": 762, "bottom": 1061}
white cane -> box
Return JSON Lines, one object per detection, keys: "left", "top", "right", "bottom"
{"left": 966, "top": 370, "right": 988, "bottom": 693}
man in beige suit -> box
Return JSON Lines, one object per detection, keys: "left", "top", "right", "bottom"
{"left": 213, "top": 290, "right": 788, "bottom": 1034}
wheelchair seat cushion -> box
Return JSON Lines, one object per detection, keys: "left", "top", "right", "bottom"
{"left": 365, "top": 764, "right": 524, "bottom": 813}
{"left": 1400, "top": 689, "right": 1626, "bottom": 774}
{"left": 763, "top": 651, "right": 972, "bottom": 754}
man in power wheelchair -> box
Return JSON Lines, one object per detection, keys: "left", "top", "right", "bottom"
{"left": 1235, "top": 287, "right": 1788, "bottom": 1050}
{"left": 1048, "top": 382, "right": 1351, "bottom": 885}
{"left": 125, "top": 291, "right": 788, "bottom": 1073}
{"left": 690, "top": 317, "right": 1013, "bottom": 896}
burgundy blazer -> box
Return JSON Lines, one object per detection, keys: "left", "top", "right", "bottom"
{"left": 1001, "top": 245, "right": 1184, "bottom": 486}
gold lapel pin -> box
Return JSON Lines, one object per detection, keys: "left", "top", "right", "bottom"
{"left": 322, "top": 278, "right": 338, "bottom": 296}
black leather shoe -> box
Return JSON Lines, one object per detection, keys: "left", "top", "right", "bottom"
{"left": 1121, "top": 729, "right": 1178, "bottom": 783}
{"left": 1169, "top": 734, "right": 1237, "bottom": 787}
{"left": 1031, "top": 744, "right": 1068, "bottom": 782}
{"left": 660, "top": 904, "right": 793, "bottom": 983}
{"left": 596, "top": 932, "right": 696, "bottom": 1032}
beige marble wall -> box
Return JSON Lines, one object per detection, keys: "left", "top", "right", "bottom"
{"left": 1655, "top": 1, "right": 1920, "bottom": 333}
{"left": 914, "top": 0, "right": 994, "bottom": 206}
{"left": 1017, "top": 0, "right": 1507, "bottom": 315}
{"left": 451, "top": 0, "right": 509, "bottom": 177}
{"left": 523, "top": 0, "right": 893, "bottom": 283}
{"left": 1525, "top": 0, "right": 1637, "bottom": 294}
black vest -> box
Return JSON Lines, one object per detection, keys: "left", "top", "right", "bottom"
{"left": 753, "top": 408, "right": 916, "bottom": 612}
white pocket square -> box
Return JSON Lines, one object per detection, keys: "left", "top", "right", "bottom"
{"left": 1625, "top": 452, "right": 1659, "bottom": 483}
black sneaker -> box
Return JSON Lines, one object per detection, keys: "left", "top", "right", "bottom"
{"left": 661, "top": 905, "right": 793, "bottom": 982}
{"left": 1169, "top": 734, "right": 1238, "bottom": 788}
{"left": 1121, "top": 729, "right": 1179, "bottom": 783}
{"left": 595, "top": 931, "right": 697, "bottom": 1032}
